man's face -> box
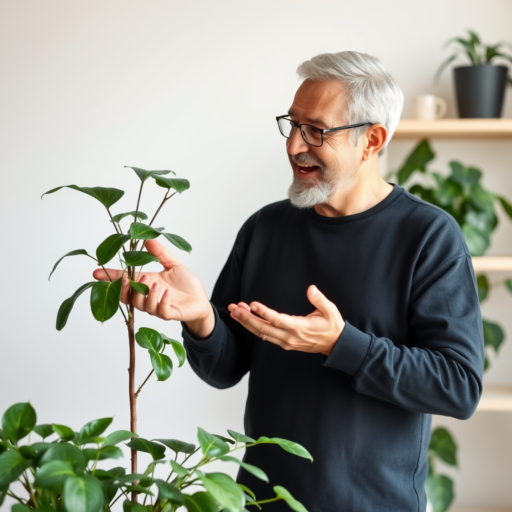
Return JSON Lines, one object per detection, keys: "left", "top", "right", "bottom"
{"left": 286, "top": 78, "right": 362, "bottom": 208}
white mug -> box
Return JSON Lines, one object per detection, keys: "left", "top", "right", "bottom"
{"left": 411, "top": 95, "right": 447, "bottom": 121}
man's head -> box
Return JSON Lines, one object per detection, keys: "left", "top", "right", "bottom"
{"left": 284, "top": 51, "right": 403, "bottom": 208}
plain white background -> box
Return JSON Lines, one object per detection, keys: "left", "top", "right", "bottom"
{"left": 1, "top": 0, "right": 512, "bottom": 508}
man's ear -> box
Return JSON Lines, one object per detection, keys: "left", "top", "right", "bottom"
{"left": 361, "top": 124, "right": 388, "bottom": 161}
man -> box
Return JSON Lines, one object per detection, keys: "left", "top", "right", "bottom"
{"left": 95, "top": 51, "right": 484, "bottom": 511}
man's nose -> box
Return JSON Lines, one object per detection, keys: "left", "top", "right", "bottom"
{"left": 286, "top": 127, "right": 310, "bottom": 155}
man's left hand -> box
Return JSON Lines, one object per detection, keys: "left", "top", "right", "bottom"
{"left": 228, "top": 285, "right": 345, "bottom": 356}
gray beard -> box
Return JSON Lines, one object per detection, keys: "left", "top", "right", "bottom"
{"left": 287, "top": 176, "right": 335, "bottom": 209}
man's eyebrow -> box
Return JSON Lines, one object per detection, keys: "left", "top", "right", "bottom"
{"left": 286, "top": 111, "right": 330, "bottom": 128}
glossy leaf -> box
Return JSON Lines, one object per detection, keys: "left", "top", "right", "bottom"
{"left": 123, "top": 500, "right": 149, "bottom": 512}
{"left": 154, "top": 177, "right": 190, "bottom": 193}
{"left": 90, "top": 279, "right": 122, "bottom": 323}
{"left": 161, "top": 335, "right": 187, "bottom": 367}
{"left": 162, "top": 233, "right": 192, "bottom": 253}
{"left": 12, "top": 505, "right": 32, "bottom": 512}
{"left": 124, "top": 485, "right": 154, "bottom": 496}
{"left": 468, "top": 183, "right": 496, "bottom": 213}
{"left": 103, "top": 430, "right": 137, "bottom": 447}
{"left": 126, "top": 166, "right": 175, "bottom": 182}
{"left": 63, "top": 474, "right": 105, "bottom": 512}
{"left": 428, "top": 427, "right": 457, "bottom": 467}
{"left": 34, "top": 424, "right": 54, "bottom": 439}
{"left": 483, "top": 319, "right": 504, "bottom": 352}
{"left": 52, "top": 424, "right": 75, "bottom": 442}
{"left": 111, "top": 211, "right": 148, "bottom": 223}
{"left": 197, "top": 471, "right": 245, "bottom": 512}
{"left": 227, "top": 430, "right": 255, "bottom": 444}
{"left": 237, "top": 484, "right": 256, "bottom": 501}
{"left": 96, "top": 234, "right": 130, "bottom": 265}
{"left": 130, "top": 280, "right": 149, "bottom": 295}
{"left": 395, "top": 139, "right": 435, "bottom": 185}
{"left": 219, "top": 455, "right": 268, "bottom": 482}
{"left": 34, "top": 460, "right": 75, "bottom": 488}
{"left": 197, "top": 428, "right": 230, "bottom": 458}
{"left": 78, "top": 417, "right": 113, "bottom": 445}
{"left": 109, "top": 473, "right": 147, "bottom": 487}
{"left": 461, "top": 224, "right": 489, "bottom": 256}
{"left": 149, "top": 349, "right": 173, "bottom": 381}
{"left": 463, "top": 208, "right": 497, "bottom": 237}
{"left": 155, "top": 479, "right": 185, "bottom": 504}
{"left": 123, "top": 251, "right": 160, "bottom": 266}
{"left": 498, "top": 196, "right": 512, "bottom": 219}
{"left": 2, "top": 402, "right": 37, "bottom": 443}
{"left": 42, "top": 185, "right": 124, "bottom": 209}
{"left": 184, "top": 491, "right": 220, "bottom": 512}
{"left": 431, "top": 174, "right": 463, "bottom": 207}
{"left": 425, "top": 473, "right": 454, "bottom": 512}
{"left": 505, "top": 279, "right": 512, "bottom": 294}
{"left": 40, "top": 444, "right": 87, "bottom": 473}
{"left": 0, "top": 451, "right": 31, "bottom": 486}
{"left": 49, "top": 250, "right": 91, "bottom": 280}
{"left": 256, "top": 437, "right": 313, "bottom": 461}
{"left": 126, "top": 438, "right": 166, "bottom": 461}
{"left": 135, "top": 328, "right": 163, "bottom": 351}
{"left": 83, "top": 446, "right": 123, "bottom": 461}
{"left": 273, "top": 486, "right": 308, "bottom": 512}
{"left": 56, "top": 282, "right": 95, "bottom": 331}
{"left": 130, "top": 223, "right": 162, "bottom": 240}
{"left": 170, "top": 460, "right": 188, "bottom": 477}
{"left": 476, "top": 274, "right": 489, "bottom": 303}
{"left": 449, "top": 161, "right": 481, "bottom": 187}
{"left": 154, "top": 438, "right": 196, "bottom": 454}
{"left": 19, "top": 445, "right": 37, "bottom": 459}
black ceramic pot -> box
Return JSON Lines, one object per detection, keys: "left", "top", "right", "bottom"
{"left": 453, "top": 64, "right": 508, "bottom": 118}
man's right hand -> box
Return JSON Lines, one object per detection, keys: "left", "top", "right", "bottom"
{"left": 92, "top": 239, "right": 215, "bottom": 339}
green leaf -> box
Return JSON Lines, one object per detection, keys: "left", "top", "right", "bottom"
{"left": 395, "top": 140, "right": 435, "bottom": 185}
{"left": 12, "top": 505, "right": 32, "bottom": 512}
{"left": 155, "top": 479, "right": 185, "bottom": 504}
{"left": 135, "top": 328, "right": 163, "bottom": 351}
{"left": 227, "top": 430, "right": 255, "bottom": 444}
{"left": 505, "top": 279, "right": 512, "bottom": 294}
{"left": 56, "top": 282, "right": 95, "bottom": 331}
{"left": 122, "top": 500, "right": 150, "bottom": 512}
{"left": 83, "top": 446, "right": 123, "bottom": 461}
{"left": 162, "top": 233, "right": 192, "bottom": 253}
{"left": 476, "top": 274, "right": 489, "bottom": 303}
{"left": 273, "top": 486, "right": 308, "bottom": 512}
{"left": 428, "top": 427, "right": 457, "bottom": 467}
{"left": 184, "top": 491, "right": 220, "bottom": 512}
{"left": 126, "top": 438, "right": 166, "bottom": 461}
{"left": 96, "top": 234, "right": 130, "bottom": 265}
{"left": 123, "top": 251, "right": 160, "bottom": 266}
{"left": 40, "top": 444, "right": 87, "bottom": 473}
{"left": 154, "top": 177, "right": 190, "bottom": 193}
{"left": 2, "top": 402, "right": 37, "bottom": 443}
{"left": 63, "top": 474, "right": 104, "bottom": 512}
{"left": 126, "top": 166, "right": 175, "bottom": 182}
{"left": 0, "top": 451, "right": 31, "bottom": 486}
{"left": 197, "top": 472, "right": 245, "bottom": 512}
{"left": 78, "top": 417, "right": 113, "bottom": 445}
{"left": 449, "top": 161, "right": 482, "bottom": 187}
{"left": 212, "top": 434, "right": 235, "bottom": 445}
{"left": 463, "top": 207, "right": 497, "bottom": 237}
{"left": 153, "top": 439, "right": 196, "bottom": 454}
{"left": 42, "top": 185, "right": 124, "bottom": 209}
{"left": 170, "top": 460, "right": 188, "bottom": 477}
{"left": 111, "top": 211, "right": 148, "bottom": 223}
{"left": 255, "top": 437, "right": 313, "bottom": 461}
{"left": 124, "top": 485, "right": 155, "bottom": 496}
{"left": 149, "top": 349, "right": 173, "bottom": 381}
{"left": 109, "top": 473, "right": 147, "bottom": 487}
{"left": 461, "top": 224, "right": 489, "bottom": 256}
{"left": 49, "top": 250, "right": 92, "bottom": 281}
{"left": 483, "top": 319, "right": 505, "bottom": 352}
{"left": 34, "top": 460, "right": 75, "bottom": 488}
{"left": 197, "top": 428, "right": 230, "bottom": 458}
{"left": 237, "top": 484, "right": 256, "bottom": 501}
{"left": 52, "top": 424, "right": 75, "bottom": 442}
{"left": 130, "top": 223, "right": 162, "bottom": 240}
{"left": 219, "top": 455, "right": 268, "bottom": 482}
{"left": 425, "top": 473, "right": 454, "bottom": 512}
{"left": 431, "top": 174, "right": 463, "bottom": 207}
{"left": 90, "top": 279, "right": 122, "bottom": 323}
{"left": 498, "top": 196, "right": 512, "bottom": 219}
{"left": 130, "top": 280, "right": 150, "bottom": 295}
{"left": 161, "top": 335, "right": 187, "bottom": 367}
{"left": 468, "top": 183, "right": 496, "bottom": 213}
{"left": 34, "top": 424, "right": 54, "bottom": 439}
{"left": 103, "top": 430, "right": 137, "bottom": 447}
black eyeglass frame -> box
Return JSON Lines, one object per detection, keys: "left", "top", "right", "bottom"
{"left": 276, "top": 115, "right": 374, "bottom": 147}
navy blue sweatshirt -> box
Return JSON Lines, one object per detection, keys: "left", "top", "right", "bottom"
{"left": 182, "top": 184, "right": 484, "bottom": 512}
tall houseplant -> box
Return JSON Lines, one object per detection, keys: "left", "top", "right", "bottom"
{"left": 0, "top": 167, "right": 311, "bottom": 512}
{"left": 390, "top": 141, "right": 512, "bottom": 512}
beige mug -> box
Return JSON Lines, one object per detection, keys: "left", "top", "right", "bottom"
{"left": 412, "top": 95, "right": 447, "bottom": 121}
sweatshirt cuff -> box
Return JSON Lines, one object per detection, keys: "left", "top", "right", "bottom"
{"left": 181, "top": 303, "right": 223, "bottom": 354}
{"left": 322, "top": 321, "right": 373, "bottom": 376}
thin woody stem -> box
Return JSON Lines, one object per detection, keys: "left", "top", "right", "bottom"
{"left": 135, "top": 345, "right": 166, "bottom": 397}
{"left": 106, "top": 208, "right": 121, "bottom": 234}
{"left": 134, "top": 182, "right": 144, "bottom": 224}
{"left": 149, "top": 191, "right": 176, "bottom": 226}
{"left": 127, "top": 283, "right": 138, "bottom": 502}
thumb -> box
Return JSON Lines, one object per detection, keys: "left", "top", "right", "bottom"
{"left": 307, "top": 285, "right": 334, "bottom": 316}
{"left": 144, "top": 239, "right": 182, "bottom": 270}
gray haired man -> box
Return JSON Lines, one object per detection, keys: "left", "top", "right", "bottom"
{"left": 95, "top": 51, "right": 484, "bottom": 511}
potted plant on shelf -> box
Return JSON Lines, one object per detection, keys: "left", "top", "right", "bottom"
{"left": 435, "top": 30, "right": 512, "bottom": 118}
{"left": 0, "top": 167, "right": 311, "bottom": 512}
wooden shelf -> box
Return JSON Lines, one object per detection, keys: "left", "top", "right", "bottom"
{"left": 477, "top": 384, "right": 512, "bottom": 412}
{"left": 394, "top": 119, "right": 512, "bottom": 139}
{"left": 451, "top": 506, "right": 512, "bottom": 512}
{"left": 472, "top": 257, "right": 512, "bottom": 272}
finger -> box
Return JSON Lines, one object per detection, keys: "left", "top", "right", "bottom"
{"left": 93, "top": 268, "right": 125, "bottom": 282}
{"left": 121, "top": 277, "right": 130, "bottom": 304}
{"left": 132, "top": 275, "right": 150, "bottom": 311}
{"left": 158, "top": 288, "right": 180, "bottom": 321}
{"left": 237, "top": 302, "right": 251, "bottom": 313}
{"left": 249, "top": 302, "right": 294, "bottom": 329}
{"left": 145, "top": 282, "right": 161, "bottom": 315}
{"left": 145, "top": 239, "right": 182, "bottom": 270}
{"left": 230, "top": 307, "right": 287, "bottom": 343}
{"left": 306, "top": 285, "right": 336, "bottom": 316}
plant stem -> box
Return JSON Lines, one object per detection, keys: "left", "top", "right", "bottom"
{"left": 7, "top": 490, "right": 26, "bottom": 504}
{"left": 248, "top": 497, "right": 280, "bottom": 506}
{"left": 135, "top": 345, "right": 166, "bottom": 397}
{"left": 149, "top": 191, "right": 176, "bottom": 226}
{"left": 134, "top": 182, "right": 144, "bottom": 224}
{"left": 127, "top": 284, "right": 138, "bottom": 502}
{"left": 106, "top": 207, "right": 121, "bottom": 234}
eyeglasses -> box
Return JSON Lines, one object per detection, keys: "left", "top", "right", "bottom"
{"left": 276, "top": 115, "right": 374, "bottom": 147}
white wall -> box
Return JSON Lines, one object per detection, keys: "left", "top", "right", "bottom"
{"left": 1, "top": 0, "right": 511, "bottom": 508}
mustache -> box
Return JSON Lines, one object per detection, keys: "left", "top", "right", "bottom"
{"left": 291, "top": 153, "right": 325, "bottom": 170}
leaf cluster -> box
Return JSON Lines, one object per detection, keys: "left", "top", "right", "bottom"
{"left": 435, "top": 29, "right": 512, "bottom": 86}
{"left": 0, "top": 403, "right": 312, "bottom": 512}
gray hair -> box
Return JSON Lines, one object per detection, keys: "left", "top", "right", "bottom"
{"left": 296, "top": 51, "right": 403, "bottom": 156}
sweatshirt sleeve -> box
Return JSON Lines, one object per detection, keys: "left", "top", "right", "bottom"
{"left": 323, "top": 253, "right": 484, "bottom": 420}
{"left": 181, "top": 216, "right": 256, "bottom": 389}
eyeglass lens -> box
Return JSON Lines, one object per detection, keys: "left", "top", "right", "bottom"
{"left": 278, "top": 118, "right": 322, "bottom": 147}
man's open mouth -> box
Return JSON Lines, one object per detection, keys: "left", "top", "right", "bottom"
{"left": 296, "top": 163, "right": 320, "bottom": 174}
